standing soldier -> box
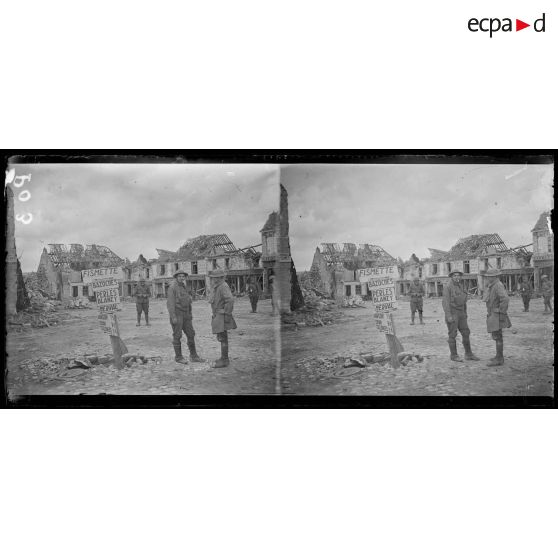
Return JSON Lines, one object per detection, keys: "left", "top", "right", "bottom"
{"left": 518, "top": 276, "right": 532, "bottom": 312}
{"left": 167, "top": 271, "right": 203, "bottom": 364}
{"left": 540, "top": 275, "right": 553, "bottom": 314}
{"left": 484, "top": 269, "right": 512, "bottom": 366}
{"left": 134, "top": 277, "right": 151, "bottom": 326}
{"left": 209, "top": 269, "right": 237, "bottom": 368}
{"left": 409, "top": 276, "right": 425, "bottom": 325}
{"left": 247, "top": 277, "right": 261, "bottom": 313}
{"left": 442, "top": 270, "right": 480, "bottom": 362}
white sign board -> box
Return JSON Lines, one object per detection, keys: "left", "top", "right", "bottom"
{"left": 85, "top": 273, "right": 122, "bottom": 312}
{"left": 98, "top": 312, "right": 119, "bottom": 336}
{"left": 82, "top": 267, "right": 124, "bottom": 284}
{"left": 358, "top": 266, "right": 398, "bottom": 282}
{"left": 368, "top": 275, "right": 398, "bottom": 312}
{"left": 374, "top": 312, "right": 395, "bottom": 335}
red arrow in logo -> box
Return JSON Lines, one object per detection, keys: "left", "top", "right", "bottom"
{"left": 516, "top": 19, "right": 530, "bottom": 31}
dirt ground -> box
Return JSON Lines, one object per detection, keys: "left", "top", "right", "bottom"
{"left": 280, "top": 295, "right": 554, "bottom": 396}
{"left": 6, "top": 298, "right": 279, "bottom": 397}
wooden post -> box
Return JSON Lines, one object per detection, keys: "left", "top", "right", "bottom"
{"left": 385, "top": 313, "right": 404, "bottom": 369}
{"left": 108, "top": 314, "right": 127, "bottom": 369}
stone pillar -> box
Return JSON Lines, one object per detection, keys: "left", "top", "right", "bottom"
{"left": 275, "top": 185, "right": 292, "bottom": 314}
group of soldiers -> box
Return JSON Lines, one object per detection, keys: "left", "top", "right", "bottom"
{"left": 132, "top": 272, "right": 263, "bottom": 368}
{"left": 407, "top": 271, "right": 553, "bottom": 367}
{"left": 518, "top": 274, "right": 554, "bottom": 314}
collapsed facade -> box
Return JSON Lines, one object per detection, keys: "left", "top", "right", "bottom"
{"left": 531, "top": 211, "right": 554, "bottom": 290}
{"left": 396, "top": 254, "right": 426, "bottom": 295}
{"left": 37, "top": 244, "right": 125, "bottom": 302}
{"left": 423, "top": 234, "right": 532, "bottom": 296}
{"left": 310, "top": 242, "right": 397, "bottom": 300}
{"left": 261, "top": 185, "right": 303, "bottom": 312}
{"left": 131, "top": 234, "right": 263, "bottom": 298}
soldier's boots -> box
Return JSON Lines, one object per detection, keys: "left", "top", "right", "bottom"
{"left": 145, "top": 316, "right": 151, "bottom": 326}
{"left": 410, "top": 314, "right": 415, "bottom": 326}
{"left": 463, "top": 339, "right": 480, "bottom": 361}
{"left": 448, "top": 339, "right": 463, "bottom": 362}
{"left": 487, "top": 340, "right": 504, "bottom": 367}
{"left": 213, "top": 341, "right": 230, "bottom": 368}
{"left": 173, "top": 343, "right": 188, "bottom": 364}
{"left": 188, "top": 342, "right": 205, "bottom": 363}
{"left": 419, "top": 313, "right": 424, "bottom": 325}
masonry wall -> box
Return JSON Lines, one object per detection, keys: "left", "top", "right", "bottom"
{"left": 275, "top": 185, "right": 293, "bottom": 313}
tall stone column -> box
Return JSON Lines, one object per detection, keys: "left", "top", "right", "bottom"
{"left": 275, "top": 185, "right": 293, "bottom": 314}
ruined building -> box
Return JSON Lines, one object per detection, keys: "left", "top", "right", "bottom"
{"left": 396, "top": 254, "right": 427, "bottom": 295}
{"left": 260, "top": 211, "right": 278, "bottom": 295}
{"left": 423, "top": 234, "right": 533, "bottom": 296}
{"left": 37, "top": 244, "right": 124, "bottom": 301}
{"left": 122, "top": 254, "right": 154, "bottom": 297}
{"left": 261, "top": 185, "right": 303, "bottom": 312}
{"left": 531, "top": 211, "right": 554, "bottom": 290}
{"left": 310, "top": 242, "right": 397, "bottom": 300}
{"left": 150, "top": 234, "right": 263, "bottom": 298}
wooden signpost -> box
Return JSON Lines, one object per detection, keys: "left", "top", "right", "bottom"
{"left": 82, "top": 267, "right": 128, "bottom": 369}
{"left": 359, "top": 265, "right": 405, "bottom": 368}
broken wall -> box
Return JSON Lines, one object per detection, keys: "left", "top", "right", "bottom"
{"left": 275, "top": 185, "right": 293, "bottom": 313}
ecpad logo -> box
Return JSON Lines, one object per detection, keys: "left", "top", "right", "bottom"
{"left": 468, "top": 13, "right": 546, "bottom": 37}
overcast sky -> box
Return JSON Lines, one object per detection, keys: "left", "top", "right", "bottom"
{"left": 281, "top": 164, "right": 554, "bottom": 270}
{"left": 10, "top": 164, "right": 279, "bottom": 272}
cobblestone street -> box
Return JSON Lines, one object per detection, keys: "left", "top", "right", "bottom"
{"left": 280, "top": 296, "right": 554, "bottom": 396}
{"left": 7, "top": 298, "right": 279, "bottom": 396}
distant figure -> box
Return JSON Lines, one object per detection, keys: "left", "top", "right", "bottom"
{"left": 209, "top": 269, "right": 237, "bottom": 368}
{"left": 134, "top": 277, "right": 151, "bottom": 326}
{"left": 442, "top": 270, "right": 480, "bottom": 362}
{"left": 167, "top": 271, "right": 203, "bottom": 364}
{"left": 409, "top": 276, "right": 425, "bottom": 325}
{"left": 247, "top": 278, "right": 261, "bottom": 313}
{"left": 518, "top": 277, "right": 532, "bottom": 312}
{"left": 540, "top": 275, "right": 553, "bottom": 314}
{"left": 483, "top": 269, "right": 512, "bottom": 367}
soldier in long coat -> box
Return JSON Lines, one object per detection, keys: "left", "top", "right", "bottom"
{"left": 409, "top": 276, "right": 425, "bottom": 325}
{"left": 517, "top": 277, "right": 532, "bottom": 312}
{"left": 208, "top": 269, "right": 237, "bottom": 368}
{"left": 483, "top": 269, "right": 512, "bottom": 367}
{"left": 167, "top": 271, "right": 203, "bottom": 364}
{"left": 442, "top": 270, "right": 480, "bottom": 362}
{"left": 247, "top": 278, "right": 261, "bottom": 313}
{"left": 134, "top": 277, "right": 151, "bottom": 326}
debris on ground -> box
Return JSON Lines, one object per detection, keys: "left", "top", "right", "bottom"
{"left": 66, "top": 298, "right": 93, "bottom": 309}
{"left": 7, "top": 299, "right": 68, "bottom": 330}
{"left": 341, "top": 296, "right": 366, "bottom": 308}
{"left": 344, "top": 357, "right": 367, "bottom": 368}
{"left": 295, "top": 350, "right": 426, "bottom": 374}
{"left": 282, "top": 288, "right": 342, "bottom": 327}
{"left": 397, "top": 351, "right": 425, "bottom": 366}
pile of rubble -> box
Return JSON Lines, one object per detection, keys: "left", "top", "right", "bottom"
{"left": 282, "top": 287, "right": 342, "bottom": 328}
{"left": 67, "top": 352, "right": 163, "bottom": 369}
{"left": 294, "top": 351, "right": 427, "bottom": 376}
{"left": 8, "top": 285, "right": 66, "bottom": 329}
{"left": 66, "top": 298, "right": 93, "bottom": 309}
{"left": 342, "top": 295, "right": 366, "bottom": 308}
